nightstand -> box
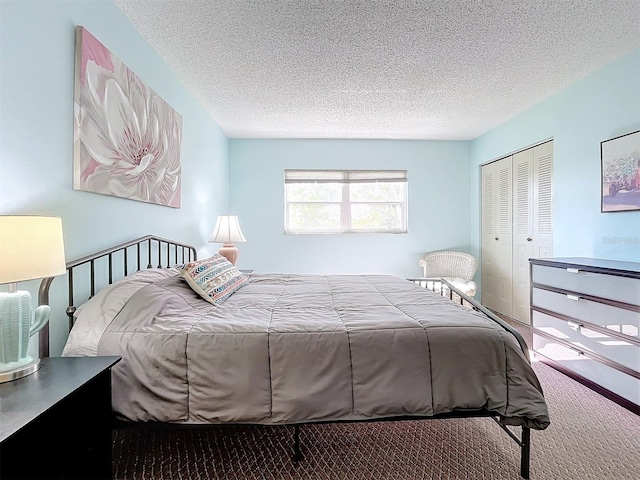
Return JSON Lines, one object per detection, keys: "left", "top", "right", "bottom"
{"left": 0, "top": 356, "right": 121, "bottom": 480}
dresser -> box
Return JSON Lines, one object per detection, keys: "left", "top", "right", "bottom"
{"left": 529, "top": 257, "right": 639, "bottom": 412}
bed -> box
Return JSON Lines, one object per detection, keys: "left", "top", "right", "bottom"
{"left": 39, "top": 236, "right": 549, "bottom": 479}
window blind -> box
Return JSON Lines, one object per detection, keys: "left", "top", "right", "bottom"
{"left": 285, "top": 169, "right": 407, "bottom": 184}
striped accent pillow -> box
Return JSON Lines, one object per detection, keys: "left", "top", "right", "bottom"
{"left": 176, "top": 254, "right": 248, "bottom": 305}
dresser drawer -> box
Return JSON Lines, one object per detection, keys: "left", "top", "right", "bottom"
{"left": 533, "top": 333, "right": 640, "bottom": 406}
{"left": 532, "top": 287, "right": 640, "bottom": 338}
{"left": 532, "top": 310, "right": 640, "bottom": 371}
{"left": 531, "top": 264, "right": 640, "bottom": 306}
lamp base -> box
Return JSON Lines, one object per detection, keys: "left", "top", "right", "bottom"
{"left": 218, "top": 243, "right": 239, "bottom": 265}
{"left": 0, "top": 288, "right": 50, "bottom": 383}
{"left": 0, "top": 357, "right": 41, "bottom": 383}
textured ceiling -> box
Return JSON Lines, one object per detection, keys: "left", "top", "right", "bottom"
{"left": 114, "top": 0, "right": 640, "bottom": 140}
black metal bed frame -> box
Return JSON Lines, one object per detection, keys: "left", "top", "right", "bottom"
{"left": 38, "top": 236, "right": 534, "bottom": 479}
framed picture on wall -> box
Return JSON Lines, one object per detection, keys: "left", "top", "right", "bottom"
{"left": 73, "top": 26, "right": 183, "bottom": 208}
{"left": 601, "top": 130, "right": 640, "bottom": 212}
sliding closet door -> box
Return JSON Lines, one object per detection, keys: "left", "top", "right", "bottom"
{"left": 481, "top": 156, "right": 513, "bottom": 316}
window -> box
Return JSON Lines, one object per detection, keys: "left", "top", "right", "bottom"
{"left": 284, "top": 170, "right": 407, "bottom": 234}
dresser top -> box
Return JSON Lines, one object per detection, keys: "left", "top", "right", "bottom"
{"left": 530, "top": 257, "right": 640, "bottom": 278}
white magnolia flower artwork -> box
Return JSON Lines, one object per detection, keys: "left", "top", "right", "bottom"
{"left": 74, "top": 27, "right": 182, "bottom": 207}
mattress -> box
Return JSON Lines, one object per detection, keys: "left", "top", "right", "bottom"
{"left": 63, "top": 269, "right": 549, "bottom": 429}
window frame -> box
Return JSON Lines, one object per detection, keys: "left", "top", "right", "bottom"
{"left": 284, "top": 169, "right": 408, "bottom": 234}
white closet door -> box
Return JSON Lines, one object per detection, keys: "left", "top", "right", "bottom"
{"left": 512, "top": 141, "right": 553, "bottom": 324}
{"left": 481, "top": 156, "right": 513, "bottom": 315}
{"left": 481, "top": 162, "right": 498, "bottom": 310}
{"left": 512, "top": 149, "right": 534, "bottom": 323}
{"left": 533, "top": 141, "right": 554, "bottom": 259}
{"left": 494, "top": 156, "right": 513, "bottom": 317}
{"left": 482, "top": 141, "right": 553, "bottom": 323}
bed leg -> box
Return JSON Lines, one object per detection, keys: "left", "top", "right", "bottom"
{"left": 292, "top": 424, "right": 303, "bottom": 462}
{"left": 520, "top": 426, "right": 531, "bottom": 479}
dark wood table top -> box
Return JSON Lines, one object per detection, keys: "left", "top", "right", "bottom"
{"left": 0, "top": 356, "right": 120, "bottom": 443}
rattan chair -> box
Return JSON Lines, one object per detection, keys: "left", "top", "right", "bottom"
{"left": 418, "top": 251, "right": 478, "bottom": 297}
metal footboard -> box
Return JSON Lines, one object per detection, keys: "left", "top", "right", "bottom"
{"left": 406, "top": 276, "right": 532, "bottom": 478}
{"left": 406, "top": 276, "right": 530, "bottom": 361}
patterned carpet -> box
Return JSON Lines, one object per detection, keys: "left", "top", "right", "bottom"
{"left": 112, "top": 361, "right": 640, "bottom": 479}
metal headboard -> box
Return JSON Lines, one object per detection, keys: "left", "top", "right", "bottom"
{"left": 38, "top": 235, "right": 197, "bottom": 357}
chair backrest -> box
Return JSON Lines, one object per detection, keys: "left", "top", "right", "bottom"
{"left": 419, "top": 251, "right": 478, "bottom": 281}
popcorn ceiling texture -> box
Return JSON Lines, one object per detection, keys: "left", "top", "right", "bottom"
{"left": 114, "top": 0, "right": 640, "bottom": 140}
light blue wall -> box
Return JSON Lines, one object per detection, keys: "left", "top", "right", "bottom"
{"left": 3, "top": 1, "right": 637, "bottom": 355}
{"left": 0, "top": 0, "right": 229, "bottom": 354}
{"left": 229, "top": 139, "right": 471, "bottom": 276}
{"left": 470, "top": 48, "right": 640, "bottom": 265}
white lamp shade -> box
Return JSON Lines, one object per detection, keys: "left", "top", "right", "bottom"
{"left": 0, "top": 216, "right": 67, "bottom": 284}
{"left": 209, "top": 215, "right": 246, "bottom": 244}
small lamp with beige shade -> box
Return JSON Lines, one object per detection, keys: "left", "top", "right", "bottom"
{"left": 209, "top": 215, "right": 246, "bottom": 265}
{"left": 0, "top": 216, "right": 66, "bottom": 382}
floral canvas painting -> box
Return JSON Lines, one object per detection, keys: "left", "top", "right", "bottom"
{"left": 74, "top": 27, "right": 182, "bottom": 207}
{"left": 601, "top": 130, "right": 640, "bottom": 213}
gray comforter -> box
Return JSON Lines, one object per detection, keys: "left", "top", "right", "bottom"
{"left": 63, "top": 270, "right": 549, "bottom": 429}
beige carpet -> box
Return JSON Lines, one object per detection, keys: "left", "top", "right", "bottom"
{"left": 112, "top": 361, "right": 640, "bottom": 479}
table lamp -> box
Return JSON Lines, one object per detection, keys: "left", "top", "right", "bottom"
{"left": 0, "top": 216, "right": 66, "bottom": 382}
{"left": 209, "top": 215, "right": 246, "bottom": 265}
